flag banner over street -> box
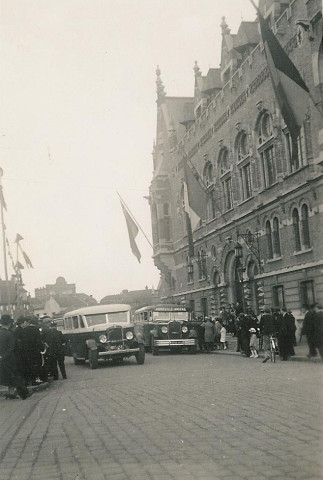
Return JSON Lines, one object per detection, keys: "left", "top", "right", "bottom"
{"left": 120, "top": 200, "right": 141, "bottom": 263}
{"left": 257, "top": 9, "right": 309, "bottom": 162}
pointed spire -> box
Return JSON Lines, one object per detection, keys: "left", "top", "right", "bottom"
{"left": 156, "top": 65, "right": 166, "bottom": 103}
{"left": 193, "top": 61, "right": 201, "bottom": 77}
{"left": 221, "top": 17, "right": 231, "bottom": 35}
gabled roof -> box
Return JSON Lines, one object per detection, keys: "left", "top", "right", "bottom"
{"left": 234, "top": 21, "right": 260, "bottom": 52}
{"left": 201, "top": 68, "right": 222, "bottom": 93}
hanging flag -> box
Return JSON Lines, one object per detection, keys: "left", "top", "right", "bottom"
{"left": 0, "top": 185, "right": 7, "bottom": 211}
{"left": 21, "top": 249, "right": 33, "bottom": 269}
{"left": 120, "top": 200, "right": 141, "bottom": 263}
{"left": 257, "top": 11, "right": 310, "bottom": 162}
{"left": 183, "top": 162, "right": 208, "bottom": 232}
{"left": 15, "top": 233, "right": 24, "bottom": 243}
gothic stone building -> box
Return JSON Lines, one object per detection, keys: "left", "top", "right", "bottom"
{"left": 149, "top": 0, "right": 323, "bottom": 320}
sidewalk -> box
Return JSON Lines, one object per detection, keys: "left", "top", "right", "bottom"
{"left": 0, "top": 379, "right": 51, "bottom": 398}
{"left": 210, "top": 334, "right": 322, "bottom": 362}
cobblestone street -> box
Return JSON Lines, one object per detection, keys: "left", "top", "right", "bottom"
{"left": 0, "top": 352, "right": 322, "bottom": 480}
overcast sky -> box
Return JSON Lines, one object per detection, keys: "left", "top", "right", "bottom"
{"left": 0, "top": 0, "right": 256, "bottom": 302}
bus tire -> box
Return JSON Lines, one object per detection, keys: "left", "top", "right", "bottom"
{"left": 136, "top": 344, "right": 145, "bottom": 365}
{"left": 88, "top": 350, "right": 98, "bottom": 369}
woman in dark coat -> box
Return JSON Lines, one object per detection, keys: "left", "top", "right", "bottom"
{"left": 204, "top": 318, "right": 215, "bottom": 353}
{"left": 279, "top": 308, "right": 296, "bottom": 360}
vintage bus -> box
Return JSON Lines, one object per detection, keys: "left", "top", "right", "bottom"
{"left": 133, "top": 304, "right": 199, "bottom": 355}
{"left": 63, "top": 304, "right": 145, "bottom": 369}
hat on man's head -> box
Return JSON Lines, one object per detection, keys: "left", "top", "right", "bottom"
{"left": 29, "top": 317, "right": 39, "bottom": 325}
{"left": 0, "top": 314, "right": 13, "bottom": 326}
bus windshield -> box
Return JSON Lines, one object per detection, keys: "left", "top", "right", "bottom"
{"left": 171, "top": 312, "right": 189, "bottom": 321}
{"left": 153, "top": 312, "right": 171, "bottom": 322}
{"left": 84, "top": 311, "right": 129, "bottom": 327}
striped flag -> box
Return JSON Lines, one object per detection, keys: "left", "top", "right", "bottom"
{"left": 258, "top": 11, "right": 310, "bottom": 162}
{"left": 183, "top": 162, "right": 208, "bottom": 257}
{"left": 21, "top": 249, "right": 33, "bottom": 269}
{"left": 120, "top": 200, "right": 141, "bottom": 263}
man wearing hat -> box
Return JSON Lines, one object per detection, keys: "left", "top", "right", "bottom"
{"left": 0, "top": 314, "right": 31, "bottom": 399}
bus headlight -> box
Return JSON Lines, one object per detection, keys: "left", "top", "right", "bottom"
{"left": 161, "top": 326, "right": 168, "bottom": 334}
{"left": 126, "top": 331, "right": 134, "bottom": 340}
{"left": 99, "top": 335, "right": 107, "bottom": 343}
{"left": 182, "top": 326, "right": 188, "bottom": 333}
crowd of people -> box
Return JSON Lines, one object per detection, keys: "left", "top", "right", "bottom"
{"left": 196, "top": 302, "right": 323, "bottom": 362}
{"left": 0, "top": 314, "right": 66, "bottom": 400}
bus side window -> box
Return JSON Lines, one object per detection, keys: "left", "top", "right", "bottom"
{"left": 143, "top": 312, "right": 148, "bottom": 322}
{"left": 72, "top": 316, "right": 79, "bottom": 329}
{"left": 79, "top": 316, "right": 85, "bottom": 328}
{"left": 149, "top": 312, "right": 153, "bottom": 322}
{"left": 65, "top": 317, "right": 72, "bottom": 329}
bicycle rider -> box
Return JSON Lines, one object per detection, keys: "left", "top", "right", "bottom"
{"left": 260, "top": 308, "right": 277, "bottom": 363}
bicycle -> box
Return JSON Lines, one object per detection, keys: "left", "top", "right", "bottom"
{"left": 269, "top": 335, "right": 279, "bottom": 363}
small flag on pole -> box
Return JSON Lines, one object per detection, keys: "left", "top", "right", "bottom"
{"left": 120, "top": 200, "right": 141, "bottom": 263}
{"left": 15, "top": 261, "right": 25, "bottom": 270}
{"left": 257, "top": 9, "right": 310, "bottom": 162}
{"left": 15, "top": 234, "right": 24, "bottom": 243}
{"left": 21, "top": 249, "right": 33, "bottom": 269}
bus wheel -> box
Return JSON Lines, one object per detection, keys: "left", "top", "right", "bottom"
{"left": 88, "top": 350, "right": 98, "bottom": 369}
{"left": 151, "top": 339, "right": 159, "bottom": 356}
{"left": 136, "top": 344, "right": 145, "bottom": 365}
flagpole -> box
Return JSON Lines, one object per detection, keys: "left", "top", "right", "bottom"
{"left": 0, "top": 169, "right": 11, "bottom": 314}
{"left": 117, "top": 192, "right": 153, "bottom": 248}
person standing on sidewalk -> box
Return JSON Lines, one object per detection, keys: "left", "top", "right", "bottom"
{"left": 0, "top": 315, "right": 31, "bottom": 399}
{"left": 260, "top": 308, "right": 276, "bottom": 363}
{"left": 204, "top": 317, "right": 215, "bottom": 353}
{"left": 313, "top": 304, "right": 323, "bottom": 360}
{"left": 49, "top": 322, "right": 67, "bottom": 380}
{"left": 302, "top": 304, "right": 317, "bottom": 358}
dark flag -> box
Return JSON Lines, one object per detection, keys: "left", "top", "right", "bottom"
{"left": 120, "top": 200, "right": 141, "bottom": 263}
{"left": 258, "top": 10, "right": 310, "bottom": 162}
{"left": 14, "top": 233, "right": 24, "bottom": 243}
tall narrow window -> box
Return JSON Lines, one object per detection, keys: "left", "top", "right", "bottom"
{"left": 285, "top": 125, "right": 307, "bottom": 173}
{"left": 292, "top": 208, "right": 301, "bottom": 251}
{"left": 240, "top": 163, "right": 252, "bottom": 200}
{"left": 301, "top": 204, "right": 311, "bottom": 249}
{"left": 223, "top": 177, "right": 233, "bottom": 211}
{"left": 201, "top": 249, "right": 207, "bottom": 279}
{"left": 258, "top": 112, "right": 276, "bottom": 188}
{"left": 272, "top": 217, "right": 281, "bottom": 256}
{"left": 266, "top": 220, "right": 273, "bottom": 259}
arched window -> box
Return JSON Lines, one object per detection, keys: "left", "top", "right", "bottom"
{"left": 292, "top": 208, "right": 301, "bottom": 251}
{"left": 272, "top": 217, "right": 281, "bottom": 256}
{"left": 257, "top": 112, "right": 276, "bottom": 188}
{"left": 237, "top": 131, "right": 249, "bottom": 161}
{"left": 201, "top": 249, "right": 207, "bottom": 279}
{"left": 203, "top": 161, "right": 214, "bottom": 186}
{"left": 301, "top": 204, "right": 311, "bottom": 249}
{"left": 266, "top": 220, "right": 273, "bottom": 259}
{"left": 218, "top": 147, "right": 229, "bottom": 175}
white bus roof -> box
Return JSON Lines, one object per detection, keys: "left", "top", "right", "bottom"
{"left": 64, "top": 304, "right": 131, "bottom": 317}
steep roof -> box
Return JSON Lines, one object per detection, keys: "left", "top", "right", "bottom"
{"left": 234, "top": 21, "right": 260, "bottom": 52}
{"left": 201, "top": 68, "right": 222, "bottom": 93}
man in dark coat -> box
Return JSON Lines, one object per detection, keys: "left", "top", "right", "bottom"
{"left": 22, "top": 317, "right": 43, "bottom": 385}
{"left": 50, "top": 322, "right": 67, "bottom": 379}
{"left": 302, "top": 304, "right": 317, "bottom": 358}
{"left": 313, "top": 304, "right": 323, "bottom": 359}
{"left": 0, "top": 315, "right": 30, "bottom": 399}
{"left": 13, "top": 317, "right": 28, "bottom": 382}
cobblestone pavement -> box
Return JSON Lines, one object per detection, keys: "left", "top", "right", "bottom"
{"left": 0, "top": 352, "right": 322, "bottom": 480}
